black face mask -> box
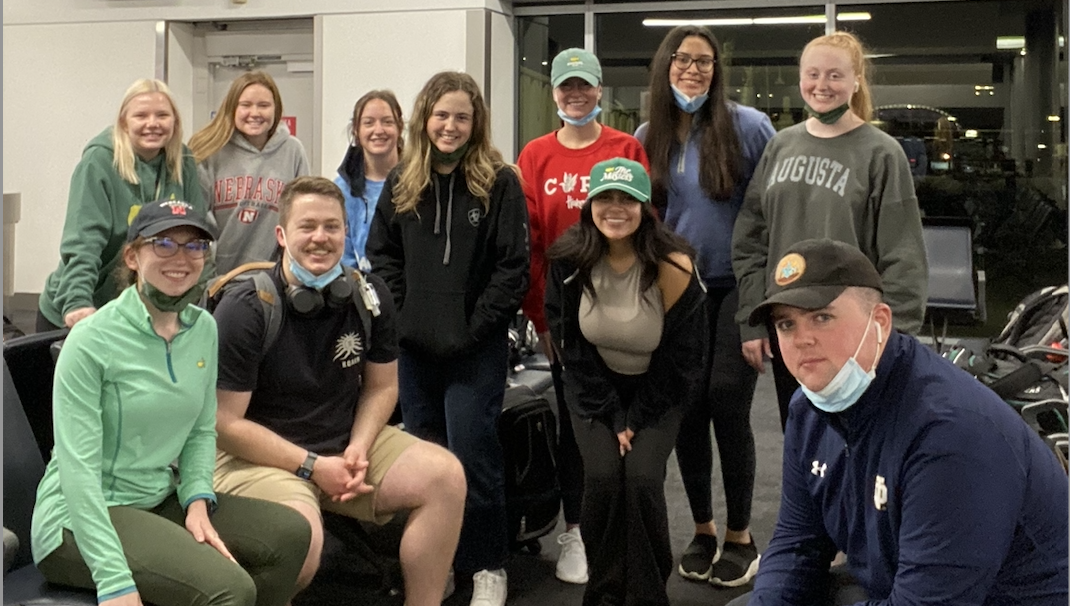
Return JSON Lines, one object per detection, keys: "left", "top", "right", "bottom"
{"left": 805, "top": 103, "right": 851, "bottom": 125}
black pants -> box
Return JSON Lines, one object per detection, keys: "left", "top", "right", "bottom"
{"left": 674, "top": 287, "right": 758, "bottom": 531}
{"left": 551, "top": 360, "right": 584, "bottom": 525}
{"left": 769, "top": 327, "right": 802, "bottom": 431}
{"left": 573, "top": 402, "right": 684, "bottom": 606}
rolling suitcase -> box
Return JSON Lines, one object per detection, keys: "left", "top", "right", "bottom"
{"left": 499, "top": 383, "right": 560, "bottom": 554}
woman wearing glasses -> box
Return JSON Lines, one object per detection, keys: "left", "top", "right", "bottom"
{"left": 37, "top": 79, "right": 206, "bottom": 332}
{"left": 31, "top": 200, "right": 311, "bottom": 606}
{"left": 635, "top": 25, "right": 774, "bottom": 588}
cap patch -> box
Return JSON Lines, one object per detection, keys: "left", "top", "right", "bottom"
{"left": 602, "top": 166, "right": 634, "bottom": 182}
{"left": 775, "top": 253, "right": 806, "bottom": 286}
{"left": 162, "top": 200, "right": 192, "bottom": 216}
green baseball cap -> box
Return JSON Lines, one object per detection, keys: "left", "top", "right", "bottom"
{"left": 551, "top": 48, "right": 602, "bottom": 88}
{"left": 587, "top": 158, "right": 651, "bottom": 203}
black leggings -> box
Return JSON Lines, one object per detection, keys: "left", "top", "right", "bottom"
{"left": 770, "top": 327, "right": 802, "bottom": 431}
{"left": 674, "top": 286, "right": 758, "bottom": 532}
{"left": 551, "top": 361, "right": 584, "bottom": 525}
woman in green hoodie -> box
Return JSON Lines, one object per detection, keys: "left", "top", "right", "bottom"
{"left": 37, "top": 79, "right": 206, "bottom": 332}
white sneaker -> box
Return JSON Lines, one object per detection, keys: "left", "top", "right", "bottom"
{"left": 470, "top": 568, "right": 507, "bottom": 606}
{"left": 555, "top": 527, "right": 589, "bottom": 584}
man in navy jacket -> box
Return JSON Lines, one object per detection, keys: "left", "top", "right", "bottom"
{"left": 736, "top": 238, "right": 1068, "bottom": 605}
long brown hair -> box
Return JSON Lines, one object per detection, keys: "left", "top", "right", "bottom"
{"left": 188, "top": 71, "right": 284, "bottom": 163}
{"left": 644, "top": 26, "right": 742, "bottom": 207}
{"left": 392, "top": 71, "right": 512, "bottom": 215}
{"left": 350, "top": 89, "right": 405, "bottom": 153}
{"left": 802, "top": 31, "right": 874, "bottom": 122}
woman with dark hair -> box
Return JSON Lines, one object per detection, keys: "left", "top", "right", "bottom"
{"left": 635, "top": 25, "right": 774, "bottom": 587}
{"left": 732, "top": 31, "right": 926, "bottom": 431}
{"left": 189, "top": 70, "right": 310, "bottom": 274}
{"left": 336, "top": 89, "right": 404, "bottom": 271}
{"left": 31, "top": 200, "right": 310, "bottom": 606}
{"left": 544, "top": 158, "right": 708, "bottom": 606}
{"left": 367, "top": 71, "right": 529, "bottom": 606}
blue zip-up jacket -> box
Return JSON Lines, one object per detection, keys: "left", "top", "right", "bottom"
{"left": 634, "top": 105, "right": 774, "bottom": 288}
{"left": 751, "top": 330, "right": 1069, "bottom": 605}
{"left": 335, "top": 144, "right": 386, "bottom": 271}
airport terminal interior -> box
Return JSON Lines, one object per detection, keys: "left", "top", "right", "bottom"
{"left": 3, "top": 0, "right": 1067, "bottom": 605}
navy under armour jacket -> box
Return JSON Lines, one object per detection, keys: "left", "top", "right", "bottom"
{"left": 751, "top": 330, "right": 1068, "bottom": 605}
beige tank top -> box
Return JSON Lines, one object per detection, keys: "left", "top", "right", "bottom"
{"left": 579, "top": 258, "right": 664, "bottom": 375}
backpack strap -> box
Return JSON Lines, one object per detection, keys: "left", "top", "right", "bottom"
{"left": 346, "top": 267, "right": 378, "bottom": 348}
{"left": 206, "top": 261, "right": 276, "bottom": 300}
{"left": 250, "top": 271, "right": 284, "bottom": 355}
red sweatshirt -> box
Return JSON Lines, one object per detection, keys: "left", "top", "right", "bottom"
{"left": 516, "top": 126, "right": 649, "bottom": 332}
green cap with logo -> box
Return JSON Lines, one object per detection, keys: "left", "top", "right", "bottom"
{"left": 587, "top": 158, "right": 651, "bottom": 203}
{"left": 551, "top": 48, "right": 602, "bottom": 87}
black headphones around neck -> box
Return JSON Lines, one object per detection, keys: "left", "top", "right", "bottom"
{"left": 285, "top": 274, "right": 353, "bottom": 316}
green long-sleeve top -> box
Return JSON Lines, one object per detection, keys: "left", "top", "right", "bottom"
{"left": 31, "top": 286, "right": 219, "bottom": 602}
{"left": 38, "top": 127, "right": 206, "bottom": 327}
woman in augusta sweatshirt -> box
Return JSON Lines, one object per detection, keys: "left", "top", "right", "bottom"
{"left": 37, "top": 79, "right": 205, "bottom": 332}
{"left": 367, "top": 71, "right": 528, "bottom": 606}
{"left": 189, "top": 70, "right": 310, "bottom": 275}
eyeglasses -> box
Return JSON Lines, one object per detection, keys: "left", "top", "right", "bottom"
{"left": 671, "top": 53, "right": 715, "bottom": 74}
{"left": 145, "top": 237, "right": 211, "bottom": 259}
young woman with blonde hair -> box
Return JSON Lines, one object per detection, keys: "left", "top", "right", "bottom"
{"left": 367, "top": 71, "right": 529, "bottom": 606}
{"left": 732, "top": 31, "right": 926, "bottom": 429}
{"left": 189, "top": 70, "right": 309, "bottom": 274}
{"left": 38, "top": 78, "right": 205, "bottom": 332}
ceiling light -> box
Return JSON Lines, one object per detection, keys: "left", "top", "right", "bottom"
{"left": 965, "top": 130, "right": 978, "bottom": 139}
{"left": 996, "top": 36, "right": 1025, "bottom": 50}
{"left": 643, "top": 12, "right": 870, "bottom": 27}
{"left": 1048, "top": 115, "right": 1061, "bottom": 122}
{"left": 1038, "top": 144, "right": 1048, "bottom": 149}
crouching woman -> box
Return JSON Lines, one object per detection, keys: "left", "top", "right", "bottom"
{"left": 544, "top": 158, "right": 709, "bottom": 606}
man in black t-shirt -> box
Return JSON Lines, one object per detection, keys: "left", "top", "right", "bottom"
{"left": 213, "top": 176, "right": 466, "bottom": 606}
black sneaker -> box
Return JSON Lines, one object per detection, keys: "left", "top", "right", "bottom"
{"left": 677, "top": 534, "right": 720, "bottom": 581}
{"left": 709, "top": 540, "right": 760, "bottom": 587}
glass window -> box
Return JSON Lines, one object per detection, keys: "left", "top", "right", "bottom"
{"left": 842, "top": 0, "right": 1067, "bottom": 333}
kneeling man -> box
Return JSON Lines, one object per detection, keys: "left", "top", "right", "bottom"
{"left": 739, "top": 238, "right": 1068, "bottom": 605}
{"left": 213, "top": 176, "right": 467, "bottom": 606}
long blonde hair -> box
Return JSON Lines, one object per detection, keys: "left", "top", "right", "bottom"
{"left": 188, "top": 71, "right": 284, "bottom": 163}
{"left": 392, "top": 71, "right": 512, "bottom": 215}
{"left": 112, "top": 79, "right": 185, "bottom": 185}
{"left": 801, "top": 31, "right": 874, "bottom": 122}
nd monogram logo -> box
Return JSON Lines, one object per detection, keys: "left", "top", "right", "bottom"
{"left": 238, "top": 208, "right": 259, "bottom": 224}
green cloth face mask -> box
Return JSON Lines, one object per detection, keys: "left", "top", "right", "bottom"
{"left": 431, "top": 142, "right": 470, "bottom": 166}
{"left": 137, "top": 269, "right": 208, "bottom": 313}
{"left": 805, "top": 103, "right": 851, "bottom": 125}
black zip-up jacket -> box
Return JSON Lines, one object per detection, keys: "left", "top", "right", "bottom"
{"left": 544, "top": 258, "right": 709, "bottom": 433}
{"left": 367, "top": 165, "right": 530, "bottom": 358}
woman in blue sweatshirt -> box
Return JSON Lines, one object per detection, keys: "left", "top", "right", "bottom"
{"left": 635, "top": 25, "right": 775, "bottom": 587}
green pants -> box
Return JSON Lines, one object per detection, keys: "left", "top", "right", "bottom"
{"left": 37, "top": 493, "right": 310, "bottom": 606}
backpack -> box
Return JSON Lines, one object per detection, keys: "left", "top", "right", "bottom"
{"left": 993, "top": 285, "right": 1069, "bottom": 352}
{"left": 203, "top": 261, "right": 378, "bottom": 355}
{"left": 499, "top": 383, "right": 560, "bottom": 554}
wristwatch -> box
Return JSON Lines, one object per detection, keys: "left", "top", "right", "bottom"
{"left": 296, "top": 451, "right": 318, "bottom": 480}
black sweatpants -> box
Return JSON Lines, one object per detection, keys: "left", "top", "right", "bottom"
{"left": 674, "top": 286, "right": 758, "bottom": 531}
{"left": 573, "top": 399, "right": 684, "bottom": 606}
{"left": 551, "top": 360, "right": 584, "bottom": 525}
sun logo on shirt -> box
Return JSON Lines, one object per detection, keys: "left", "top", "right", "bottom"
{"left": 334, "top": 332, "right": 364, "bottom": 369}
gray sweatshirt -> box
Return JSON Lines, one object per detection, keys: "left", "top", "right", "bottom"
{"left": 199, "top": 128, "right": 310, "bottom": 274}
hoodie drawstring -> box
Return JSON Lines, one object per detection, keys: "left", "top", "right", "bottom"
{"left": 432, "top": 173, "right": 455, "bottom": 265}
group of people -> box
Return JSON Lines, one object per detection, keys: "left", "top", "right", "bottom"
{"left": 26, "top": 21, "right": 1067, "bottom": 606}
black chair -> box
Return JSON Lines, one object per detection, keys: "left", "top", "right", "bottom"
{"left": 922, "top": 217, "right": 986, "bottom": 352}
{"left": 3, "top": 330, "right": 69, "bottom": 461}
{"left": 3, "top": 358, "right": 96, "bottom": 605}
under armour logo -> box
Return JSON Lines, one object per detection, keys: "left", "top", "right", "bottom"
{"left": 811, "top": 461, "right": 826, "bottom": 478}
{"left": 874, "top": 475, "right": 888, "bottom": 511}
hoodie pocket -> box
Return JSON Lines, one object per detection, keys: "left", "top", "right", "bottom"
{"left": 398, "top": 288, "right": 474, "bottom": 357}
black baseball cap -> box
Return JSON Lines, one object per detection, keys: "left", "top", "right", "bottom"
{"left": 748, "top": 239, "right": 884, "bottom": 326}
{"left": 127, "top": 199, "right": 217, "bottom": 243}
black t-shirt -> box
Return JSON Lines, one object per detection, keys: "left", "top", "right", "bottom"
{"left": 214, "top": 264, "right": 399, "bottom": 454}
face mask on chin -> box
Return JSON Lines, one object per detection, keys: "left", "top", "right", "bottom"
{"left": 136, "top": 260, "right": 207, "bottom": 313}
{"left": 800, "top": 310, "right": 883, "bottom": 413}
{"left": 557, "top": 104, "right": 602, "bottom": 127}
{"left": 671, "top": 84, "right": 710, "bottom": 114}
{"left": 281, "top": 230, "right": 343, "bottom": 289}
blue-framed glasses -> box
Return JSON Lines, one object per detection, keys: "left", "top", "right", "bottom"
{"left": 145, "top": 237, "right": 211, "bottom": 259}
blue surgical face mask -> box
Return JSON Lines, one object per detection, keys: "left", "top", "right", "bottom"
{"left": 557, "top": 104, "right": 602, "bottom": 127}
{"left": 800, "top": 312, "right": 883, "bottom": 414}
{"left": 282, "top": 231, "right": 343, "bottom": 289}
{"left": 671, "top": 84, "right": 709, "bottom": 114}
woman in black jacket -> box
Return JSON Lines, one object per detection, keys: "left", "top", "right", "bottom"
{"left": 544, "top": 158, "right": 708, "bottom": 606}
{"left": 366, "top": 71, "right": 528, "bottom": 606}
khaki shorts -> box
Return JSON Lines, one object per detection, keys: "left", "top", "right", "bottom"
{"left": 214, "top": 425, "right": 417, "bottom": 525}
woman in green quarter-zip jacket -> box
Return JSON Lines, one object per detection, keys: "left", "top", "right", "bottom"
{"left": 37, "top": 79, "right": 207, "bottom": 333}
{"left": 30, "top": 200, "right": 310, "bottom": 606}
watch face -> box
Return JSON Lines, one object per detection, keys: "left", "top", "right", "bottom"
{"left": 297, "top": 467, "right": 312, "bottom": 480}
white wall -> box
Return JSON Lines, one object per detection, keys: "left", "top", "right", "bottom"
{"left": 3, "top": 21, "right": 160, "bottom": 294}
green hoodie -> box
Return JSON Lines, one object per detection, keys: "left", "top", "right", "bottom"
{"left": 38, "top": 128, "right": 205, "bottom": 326}
{"left": 31, "top": 285, "right": 218, "bottom": 601}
